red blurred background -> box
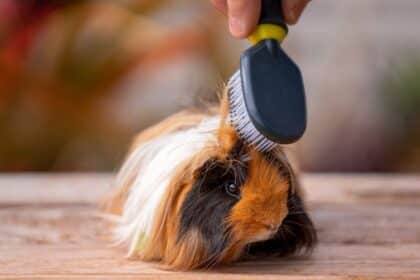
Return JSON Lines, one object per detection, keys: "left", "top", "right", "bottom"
{"left": 1, "top": 0, "right": 419, "bottom": 172}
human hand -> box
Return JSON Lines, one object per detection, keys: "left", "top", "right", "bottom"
{"left": 211, "top": 0, "right": 310, "bottom": 38}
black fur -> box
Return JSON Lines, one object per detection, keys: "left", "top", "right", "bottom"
{"left": 178, "top": 142, "right": 248, "bottom": 258}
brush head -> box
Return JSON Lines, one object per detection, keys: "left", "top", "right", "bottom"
{"left": 228, "top": 39, "right": 307, "bottom": 151}
{"left": 228, "top": 70, "right": 277, "bottom": 152}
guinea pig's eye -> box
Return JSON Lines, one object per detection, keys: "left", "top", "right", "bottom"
{"left": 224, "top": 183, "right": 241, "bottom": 199}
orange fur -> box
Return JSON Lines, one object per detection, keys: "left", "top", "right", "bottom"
{"left": 101, "top": 174, "right": 136, "bottom": 215}
{"left": 130, "top": 110, "right": 210, "bottom": 152}
{"left": 217, "top": 88, "right": 238, "bottom": 156}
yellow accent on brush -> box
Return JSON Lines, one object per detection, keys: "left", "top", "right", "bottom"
{"left": 248, "top": 24, "right": 287, "bottom": 45}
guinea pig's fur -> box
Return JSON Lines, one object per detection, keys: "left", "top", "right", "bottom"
{"left": 103, "top": 90, "right": 317, "bottom": 270}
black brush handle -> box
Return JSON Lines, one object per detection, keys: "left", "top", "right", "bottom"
{"left": 259, "top": 0, "right": 288, "bottom": 32}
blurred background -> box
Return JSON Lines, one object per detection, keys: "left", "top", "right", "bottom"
{"left": 0, "top": 0, "right": 419, "bottom": 172}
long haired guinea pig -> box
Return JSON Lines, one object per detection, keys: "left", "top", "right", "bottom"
{"left": 103, "top": 91, "right": 317, "bottom": 270}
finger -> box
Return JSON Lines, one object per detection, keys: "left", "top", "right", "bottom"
{"left": 211, "top": 0, "right": 227, "bottom": 15}
{"left": 282, "top": 0, "right": 310, "bottom": 25}
{"left": 227, "top": 0, "right": 261, "bottom": 38}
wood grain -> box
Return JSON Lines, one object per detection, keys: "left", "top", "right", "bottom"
{"left": 0, "top": 174, "right": 419, "bottom": 279}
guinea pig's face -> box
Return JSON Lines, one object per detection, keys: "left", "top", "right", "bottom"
{"left": 170, "top": 128, "right": 315, "bottom": 268}
{"left": 179, "top": 143, "right": 289, "bottom": 262}
{"left": 227, "top": 150, "right": 290, "bottom": 244}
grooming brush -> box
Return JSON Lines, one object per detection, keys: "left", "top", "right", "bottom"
{"left": 228, "top": 0, "right": 307, "bottom": 151}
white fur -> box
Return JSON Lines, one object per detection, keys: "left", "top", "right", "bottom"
{"left": 113, "top": 117, "right": 219, "bottom": 256}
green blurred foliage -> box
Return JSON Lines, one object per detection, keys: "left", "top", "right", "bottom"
{"left": 382, "top": 58, "right": 420, "bottom": 171}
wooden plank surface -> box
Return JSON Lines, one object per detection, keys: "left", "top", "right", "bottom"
{"left": 0, "top": 174, "right": 419, "bottom": 279}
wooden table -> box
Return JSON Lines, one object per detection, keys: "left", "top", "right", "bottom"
{"left": 1, "top": 174, "right": 419, "bottom": 279}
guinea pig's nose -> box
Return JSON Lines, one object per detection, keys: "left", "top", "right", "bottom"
{"left": 262, "top": 222, "right": 278, "bottom": 232}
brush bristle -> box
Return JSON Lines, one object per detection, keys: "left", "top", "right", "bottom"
{"left": 227, "top": 70, "right": 276, "bottom": 152}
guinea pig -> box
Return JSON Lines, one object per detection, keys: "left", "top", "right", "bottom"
{"left": 102, "top": 90, "right": 317, "bottom": 270}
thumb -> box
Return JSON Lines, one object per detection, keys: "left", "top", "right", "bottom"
{"left": 227, "top": 0, "right": 261, "bottom": 38}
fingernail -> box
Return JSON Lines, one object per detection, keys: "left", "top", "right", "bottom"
{"left": 229, "top": 17, "right": 244, "bottom": 37}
